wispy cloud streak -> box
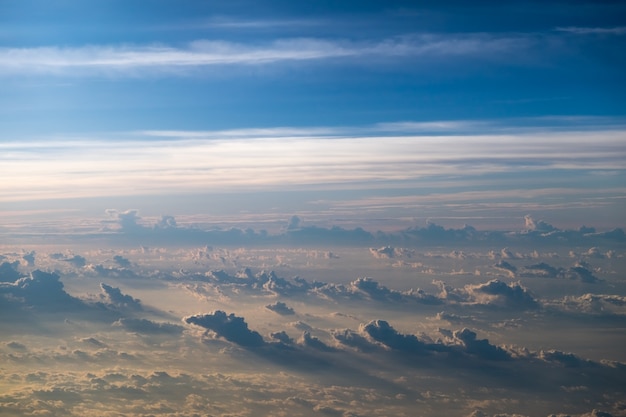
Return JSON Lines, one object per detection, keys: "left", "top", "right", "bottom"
{"left": 0, "top": 34, "right": 532, "bottom": 75}
{"left": 1, "top": 125, "right": 624, "bottom": 202}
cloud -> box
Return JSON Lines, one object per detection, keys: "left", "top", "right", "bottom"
{"left": 99, "top": 283, "right": 142, "bottom": 310}
{"left": 465, "top": 280, "right": 539, "bottom": 310}
{"left": 524, "top": 215, "right": 557, "bottom": 233}
{"left": 113, "top": 255, "right": 132, "bottom": 268}
{"left": 112, "top": 318, "right": 184, "bottom": 335}
{"left": 4, "top": 126, "right": 626, "bottom": 205}
{"left": 298, "top": 332, "right": 336, "bottom": 352}
{"left": 184, "top": 311, "right": 265, "bottom": 347}
{"left": 265, "top": 301, "right": 296, "bottom": 315}
{"left": 270, "top": 331, "right": 294, "bottom": 345}
{"left": 556, "top": 26, "right": 626, "bottom": 35}
{"left": 519, "top": 261, "right": 601, "bottom": 283}
{"left": 0, "top": 270, "right": 85, "bottom": 313}
{"left": 0, "top": 33, "right": 538, "bottom": 76}
{"left": 22, "top": 251, "right": 35, "bottom": 267}
{"left": 0, "top": 261, "right": 22, "bottom": 282}
{"left": 550, "top": 294, "right": 626, "bottom": 316}
{"left": 64, "top": 254, "right": 87, "bottom": 268}
{"left": 452, "top": 328, "right": 510, "bottom": 361}
{"left": 359, "top": 320, "right": 427, "bottom": 353}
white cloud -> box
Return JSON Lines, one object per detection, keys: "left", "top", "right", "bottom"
{"left": 1, "top": 127, "right": 624, "bottom": 202}
{"left": 0, "top": 34, "right": 536, "bottom": 76}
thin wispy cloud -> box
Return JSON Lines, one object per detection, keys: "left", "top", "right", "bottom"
{"left": 0, "top": 34, "right": 534, "bottom": 76}
{"left": 556, "top": 26, "right": 626, "bottom": 35}
{"left": 1, "top": 125, "right": 624, "bottom": 202}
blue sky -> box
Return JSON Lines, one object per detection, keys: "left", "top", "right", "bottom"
{"left": 2, "top": 0, "right": 625, "bottom": 132}
{"left": 1, "top": 0, "right": 625, "bottom": 230}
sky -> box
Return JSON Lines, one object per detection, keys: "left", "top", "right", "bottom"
{"left": 1, "top": 1, "right": 626, "bottom": 417}
{"left": 1, "top": 0, "right": 626, "bottom": 231}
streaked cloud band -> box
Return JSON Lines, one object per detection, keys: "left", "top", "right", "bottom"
{"left": 1, "top": 126, "right": 624, "bottom": 202}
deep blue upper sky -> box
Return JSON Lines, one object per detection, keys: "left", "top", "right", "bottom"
{"left": 1, "top": 0, "right": 625, "bottom": 135}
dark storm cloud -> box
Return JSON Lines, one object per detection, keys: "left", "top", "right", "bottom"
{"left": 99, "top": 283, "right": 142, "bottom": 310}
{"left": 184, "top": 310, "right": 265, "bottom": 347}
{"left": 265, "top": 301, "right": 295, "bottom": 315}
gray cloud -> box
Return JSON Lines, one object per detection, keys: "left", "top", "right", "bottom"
{"left": 113, "top": 318, "right": 184, "bottom": 335}
{"left": 113, "top": 255, "right": 132, "bottom": 268}
{"left": 265, "top": 301, "right": 296, "bottom": 315}
{"left": 184, "top": 310, "right": 265, "bottom": 347}
{"left": 99, "top": 283, "right": 142, "bottom": 310}
{"left": 452, "top": 328, "right": 510, "bottom": 361}
{"left": 0, "top": 261, "right": 22, "bottom": 282}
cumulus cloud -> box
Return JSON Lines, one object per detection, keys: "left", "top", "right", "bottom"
{"left": 64, "top": 254, "right": 87, "bottom": 268}
{"left": 298, "top": 332, "right": 335, "bottom": 352}
{"left": 22, "top": 251, "right": 35, "bottom": 267}
{"left": 359, "top": 320, "right": 427, "bottom": 353}
{"left": 184, "top": 311, "right": 265, "bottom": 347}
{"left": 434, "top": 279, "right": 538, "bottom": 310}
{"left": 99, "top": 283, "right": 142, "bottom": 310}
{"left": 0, "top": 270, "right": 85, "bottom": 313}
{"left": 0, "top": 261, "right": 22, "bottom": 282}
{"left": 519, "top": 261, "right": 601, "bottom": 283}
{"left": 265, "top": 301, "right": 296, "bottom": 315}
{"left": 452, "top": 328, "right": 510, "bottom": 361}
{"left": 524, "top": 215, "right": 557, "bottom": 233}
{"left": 113, "top": 255, "right": 132, "bottom": 268}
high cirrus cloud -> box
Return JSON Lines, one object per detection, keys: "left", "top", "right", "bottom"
{"left": 0, "top": 33, "right": 537, "bottom": 76}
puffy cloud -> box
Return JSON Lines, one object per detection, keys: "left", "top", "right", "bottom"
{"left": 369, "top": 246, "right": 397, "bottom": 259}
{"left": 435, "top": 279, "right": 538, "bottom": 310}
{"left": 331, "top": 328, "right": 380, "bottom": 352}
{"left": 64, "top": 254, "right": 87, "bottom": 268}
{"left": 99, "top": 283, "right": 142, "bottom": 310}
{"left": 494, "top": 260, "right": 517, "bottom": 277}
{"left": 0, "top": 270, "right": 85, "bottom": 313}
{"left": 184, "top": 311, "right": 265, "bottom": 347}
{"left": 270, "top": 331, "right": 294, "bottom": 345}
{"left": 359, "top": 320, "right": 427, "bottom": 353}
{"left": 0, "top": 261, "right": 22, "bottom": 282}
{"left": 524, "top": 215, "right": 557, "bottom": 233}
{"left": 113, "top": 255, "right": 132, "bottom": 268}
{"left": 298, "top": 332, "right": 335, "bottom": 352}
{"left": 265, "top": 301, "right": 296, "bottom": 315}
{"left": 550, "top": 293, "right": 626, "bottom": 316}
{"left": 287, "top": 215, "right": 301, "bottom": 230}
{"left": 464, "top": 280, "right": 539, "bottom": 310}
{"left": 520, "top": 261, "right": 601, "bottom": 283}
{"left": 452, "top": 328, "right": 510, "bottom": 361}
{"left": 22, "top": 251, "right": 35, "bottom": 267}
